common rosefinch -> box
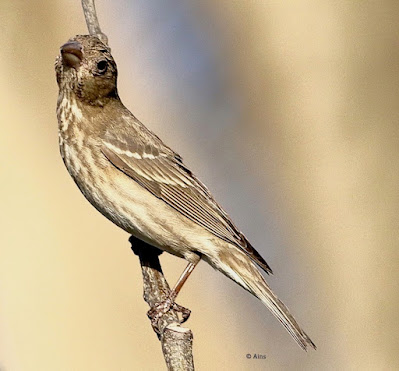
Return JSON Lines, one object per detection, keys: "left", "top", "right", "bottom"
{"left": 55, "top": 35, "right": 315, "bottom": 350}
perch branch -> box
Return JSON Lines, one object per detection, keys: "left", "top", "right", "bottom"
{"left": 81, "top": 0, "right": 108, "bottom": 45}
{"left": 130, "top": 237, "right": 194, "bottom": 371}
{"left": 79, "top": 2, "right": 195, "bottom": 368}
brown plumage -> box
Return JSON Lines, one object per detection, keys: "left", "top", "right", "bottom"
{"left": 55, "top": 34, "right": 315, "bottom": 350}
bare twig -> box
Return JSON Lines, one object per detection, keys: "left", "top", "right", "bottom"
{"left": 130, "top": 237, "right": 194, "bottom": 371}
{"left": 81, "top": 0, "right": 108, "bottom": 45}
{"left": 79, "top": 2, "right": 195, "bottom": 368}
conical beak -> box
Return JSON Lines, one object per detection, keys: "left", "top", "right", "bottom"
{"left": 61, "top": 41, "right": 83, "bottom": 68}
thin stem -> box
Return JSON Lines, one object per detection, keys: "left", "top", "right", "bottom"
{"left": 81, "top": 0, "right": 108, "bottom": 45}
{"left": 78, "top": 2, "right": 195, "bottom": 367}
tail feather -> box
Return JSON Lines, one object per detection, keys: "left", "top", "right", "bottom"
{"left": 241, "top": 267, "right": 316, "bottom": 351}
{"left": 207, "top": 250, "right": 316, "bottom": 351}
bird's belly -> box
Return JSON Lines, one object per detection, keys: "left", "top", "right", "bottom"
{"left": 60, "top": 141, "right": 215, "bottom": 261}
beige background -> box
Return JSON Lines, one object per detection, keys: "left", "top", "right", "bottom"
{"left": 1, "top": 1, "right": 398, "bottom": 370}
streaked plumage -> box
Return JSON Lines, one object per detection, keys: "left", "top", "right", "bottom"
{"left": 55, "top": 34, "right": 315, "bottom": 350}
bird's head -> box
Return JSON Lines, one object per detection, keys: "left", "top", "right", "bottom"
{"left": 55, "top": 35, "right": 118, "bottom": 106}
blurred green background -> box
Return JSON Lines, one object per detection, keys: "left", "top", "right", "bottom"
{"left": 1, "top": 1, "right": 398, "bottom": 369}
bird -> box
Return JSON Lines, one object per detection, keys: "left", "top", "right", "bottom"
{"left": 55, "top": 34, "right": 316, "bottom": 351}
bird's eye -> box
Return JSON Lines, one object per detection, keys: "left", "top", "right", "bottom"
{"left": 96, "top": 60, "right": 108, "bottom": 74}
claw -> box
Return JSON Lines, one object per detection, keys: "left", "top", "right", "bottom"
{"left": 173, "top": 302, "right": 191, "bottom": 323}
{"left": 147, "top": 297, "right": 191, "bottom": 333}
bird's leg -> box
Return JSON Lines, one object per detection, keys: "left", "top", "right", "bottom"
{"left": 147, "top": 259, "right": 199, "bottom": 332}
{"left": 170, "top": 260, "right": 199, "bottom": 301}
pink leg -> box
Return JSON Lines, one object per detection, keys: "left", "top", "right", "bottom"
{"left": 169, "top": 260, "right": 199, "bottom": 301}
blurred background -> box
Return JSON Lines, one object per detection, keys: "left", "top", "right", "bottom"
{"left": 1, "top": 0, "right": 398, "bottom": 369}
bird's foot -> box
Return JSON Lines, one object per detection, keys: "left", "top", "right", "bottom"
{"left": 147, "top": 297, "right": 191, "bottom": 333}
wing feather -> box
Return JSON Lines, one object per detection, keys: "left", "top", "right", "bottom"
{"left": 101, "top": 129, "right": 272, "bottom": 274}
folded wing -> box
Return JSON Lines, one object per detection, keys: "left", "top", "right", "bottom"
{"left": 101, "top": 128, "right": 272, "bottom": 274}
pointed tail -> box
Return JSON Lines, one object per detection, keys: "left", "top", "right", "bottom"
{"left": 207, "top": 250, "right": 316, "bottom": 351}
